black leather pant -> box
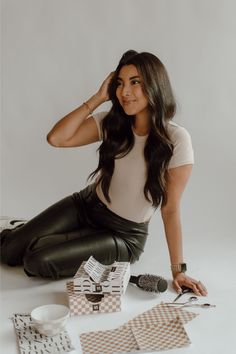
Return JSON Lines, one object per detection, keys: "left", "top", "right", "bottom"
{"left": 0, "top": 184, "right": 148, "bottom": 279}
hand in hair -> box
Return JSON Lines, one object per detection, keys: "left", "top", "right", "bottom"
{"left": 97, "top": 72, "right": 114, "bottom": 102}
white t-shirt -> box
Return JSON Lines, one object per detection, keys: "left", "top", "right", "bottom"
{"left": 92, "top": 111, "right": 194, "bottom": 223}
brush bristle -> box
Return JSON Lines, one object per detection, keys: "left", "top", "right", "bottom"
{"left": 138, "top": 274, "right": 168, "bottom": 293}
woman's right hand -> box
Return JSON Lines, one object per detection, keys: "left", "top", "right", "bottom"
{"left": 96, "top": 72, "right": 115, "bottom": 102}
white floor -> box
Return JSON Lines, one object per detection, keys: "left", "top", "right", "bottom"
{"left": 1, "top": 220, "right": 236, "bottom": 354}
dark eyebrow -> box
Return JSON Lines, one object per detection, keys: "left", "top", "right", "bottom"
{"left": 117, "top": 75, "right": 141, "bottom": 81}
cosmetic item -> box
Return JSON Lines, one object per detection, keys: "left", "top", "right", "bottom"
{"left": 67, "top": 281, "right": 121, "bottom": 315}
{"left": 67, "top": 256, "right": 130, "bottom": 315}
{"left": 129, "top": 274, "right": 168, "bottom": 293}
{"left": 74, "top": 256, "right": 130, "bottom": 294}
{"left": 173, "top": 285, "right": 193, "bottom": 302}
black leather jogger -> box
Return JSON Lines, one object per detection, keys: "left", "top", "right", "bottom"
{"left": 0, "top": 184, "right": 148, "bottom": 279}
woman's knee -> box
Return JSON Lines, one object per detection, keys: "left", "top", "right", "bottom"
{"left": 23, "top": 250, "right": 58, "bottom": 279}
{"left": 0, "top": 230, "right": 23, "bottom": 266}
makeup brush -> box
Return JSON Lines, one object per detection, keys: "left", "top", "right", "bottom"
{"left": 129, "top": 274, "right": 168, "bottom": 293}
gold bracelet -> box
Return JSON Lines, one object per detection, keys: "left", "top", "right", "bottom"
{"left": 83, "top": 102, "right": 93, "bottom": 115}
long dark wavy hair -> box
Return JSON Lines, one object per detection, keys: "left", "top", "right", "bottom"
{"left": 88, "top": 50, "right": 176, "bottom": 208}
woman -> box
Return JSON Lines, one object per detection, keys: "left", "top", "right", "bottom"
{"left": 1, "top": 50, "right": 207, "bottom": 296}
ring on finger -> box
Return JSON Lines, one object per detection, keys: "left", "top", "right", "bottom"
{"left": 197, "top": 281, "right": 206, "bottom": 289}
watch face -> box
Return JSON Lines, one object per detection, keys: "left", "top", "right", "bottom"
{"left": 181, "top": 263, "right": 187, "bottom": 272}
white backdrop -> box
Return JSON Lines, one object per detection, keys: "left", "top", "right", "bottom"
{"left": 1, "top": 0, "right": 236, "bottom": 249}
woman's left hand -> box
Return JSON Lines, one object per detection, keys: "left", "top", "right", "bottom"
{"left": 172, "top": 273, "right": 208, "bottom": 296}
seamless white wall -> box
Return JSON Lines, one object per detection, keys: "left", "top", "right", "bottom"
{"left": 1, "top": 0, "right": 235, "bottom": 241}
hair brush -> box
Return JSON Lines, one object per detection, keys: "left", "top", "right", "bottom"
{"left": 129, "top": 274, "right": 168, "bottom": 293}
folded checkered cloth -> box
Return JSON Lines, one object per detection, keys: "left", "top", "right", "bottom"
{"left": 80, "top": 302, "right": 198, "bottom": 353}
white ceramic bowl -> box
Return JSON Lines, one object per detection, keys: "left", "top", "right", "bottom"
{"left": 31, "top": 304, "right": 70, "bottom": 337}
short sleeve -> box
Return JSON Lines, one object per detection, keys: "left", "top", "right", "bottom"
{"left": 168, "top": 123, "right": 194, "bottom": 169}
{"left": 92, "top": 111, "right": 108, "bottom": 141}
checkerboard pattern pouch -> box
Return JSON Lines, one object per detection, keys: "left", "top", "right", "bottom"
{"left": 66, "top": 281, "right": 121, "bottom": 315}
{"left": 80, "top": 318, "right": 191, "bottom": 353}
{"left": 131, "top": 317, "right": 191, "bottom": 351}
{"left": 125, "top": 301, "right": 198, "bottom": 327}
{"left": 80, "top": 326, "right": 139, "bottom": 354}
{"left": 80, "top": 302, "right": 198, "bottom": 353}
